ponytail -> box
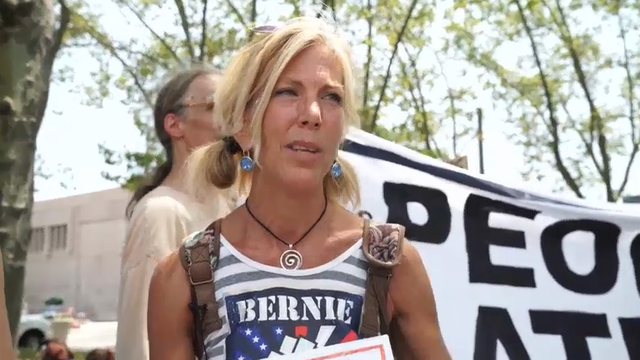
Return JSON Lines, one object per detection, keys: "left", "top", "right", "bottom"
{"left": 125, "top": 157, "right": 173, "bottom": 219}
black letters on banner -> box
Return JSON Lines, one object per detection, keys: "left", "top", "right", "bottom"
{"left": 382, "top": 182, "right": 451, "bottom": 244}
{"left": 464, "top": 194, "right": 540, "bottom": 287}
{"left": 473, "top": 306, "right": 530, "bottom": 360}
{"left": 530, "top": 310, "right": 611, "bottom": 360}
{"left": 540, "top": 220, "right": 620, "bottom": 295}
{"left": 631, "top": 233, "right": 640, "bottom": 297}
{"left": 619, "top": 317, "right": 640, "bottom": 360}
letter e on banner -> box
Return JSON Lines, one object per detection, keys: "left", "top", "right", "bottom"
{"left": 464, "top": 194, "right": 540, "bottom": 287}
{"left": 540, "top": 220, "right": 620, "bottom": 295}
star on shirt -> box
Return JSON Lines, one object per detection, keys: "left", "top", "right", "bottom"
{"left": 260, "top": 343, "right": 267, "bottom": 351}
{"left": 275, "top": 327, "right": 283, "bottom": 335}
{"left": 252, "top": 336, "right": 259, "bottom": 343}
{"left": 244, "top": 329, "right": 252, "bottom": 336}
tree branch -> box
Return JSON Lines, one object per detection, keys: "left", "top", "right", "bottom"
{"left": 115, "top": 0, "right": 181, "bottom": 62}
{"left": 73, "top": 13, "right": 154, "bottom": 107}
{"left": 433, "top": 50, "right": 458, "bottom": 156}
{"left": 398, "top": 48, "right": 443, "bottom": 157}
{"left": 545, "top": 0, "right": 613, "bottom": 200}
{"left": 247, "top": 0, "right": 257, "bottom": 41}
{"left": 224, "top": 0, "right": 248, "bottom": 32}
{"left": 398, "top": 60, "right": 428, "bottom": 145}
{"left": 560, "top": 100, "right": 605, "bottom": 178}
{"left": 616, "top": 143, "right": 638, "bottom": 199}
{"left": 515, "top": 0, "right": 584, "bottom": 198}
{"left": 69, "top": 40, "right": 171, "bottom": 69}
{"left": 405, "top": 45, "right": 440, "bottom": 154}
{"left": 173, "top": 0, "right": 195, "bottom": 60}
{"left": 615, "top": 0, "right": 638, "bottom": 198}
{"left": 616, "top": 4, "right": 635, "bottom": 144}
{"left": 370, "top": 0, "right": 420, "bottom": 132}
{"left": 321, "top": 0, "right": 336, "bottom": 13}
{"left": 361, "top": 0, "right": 373, "bottom": 110}
{"left": 198, "top": 0, "right": 208, "bottom": 62}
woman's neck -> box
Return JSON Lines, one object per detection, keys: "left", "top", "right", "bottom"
{"left": 245, "top": 174, "right": 329, "bottom": 241}
{"left": 162, "top": 146, "right": 191, "bottom": 194}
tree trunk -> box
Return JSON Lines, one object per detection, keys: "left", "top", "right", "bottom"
{"left": 0, "top": 0, "right": 69, "bottom": 342}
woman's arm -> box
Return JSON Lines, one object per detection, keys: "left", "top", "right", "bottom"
{"left": 388, "top": 243, "right": 451, "bottom": 360}
{"left": 148, "top": 252, "right": 194, "bottom": 360}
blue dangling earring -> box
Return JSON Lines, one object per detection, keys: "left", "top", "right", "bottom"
{"left": 330, "top": 160, "right": 343, "bottom": 178}
{"left": 240, "top": 151, "right": 255, "bottom": 172}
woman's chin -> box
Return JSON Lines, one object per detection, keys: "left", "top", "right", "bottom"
{"left": 277, "top": 168, "right": 326, "bottom": 194}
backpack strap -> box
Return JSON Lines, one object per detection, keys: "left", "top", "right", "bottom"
{"left": 178, "top": 219, "right": 223, "bottom": 360}
{"left": 359, "top": 219, "right": 405, "bottom": 338}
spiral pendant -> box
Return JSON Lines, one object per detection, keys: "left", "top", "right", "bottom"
{"left": 280, "top": 249, "right": 303, "bottom": 270}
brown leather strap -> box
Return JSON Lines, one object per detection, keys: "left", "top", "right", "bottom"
{"left": 360, "top": 265, "right": 392, "bottom": 337}
{"left": 179, "top": 219, "right": 223, "bottom": 359}
{"left": 359, "top": 220, "right": 404, "bottom": 338}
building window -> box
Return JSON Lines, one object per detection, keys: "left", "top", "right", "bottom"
{"left": 49, "top": 224, "right": 68, "bottom": 251}
{"left": 29, "top": 227, "right": 45, "bottom": 253}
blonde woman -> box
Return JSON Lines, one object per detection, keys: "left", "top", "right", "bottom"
{"left": 116, "top": 67, "right": 234, "bottom": 360}
{"left": 148, "top": 17, "right": 450, "bottom": 360}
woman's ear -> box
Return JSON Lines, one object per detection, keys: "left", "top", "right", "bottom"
{"left": 235, "top": 107, "right": 253, "bottom": 151}
{"left": 234, "top": 128, "right": 252, "bottom": 152}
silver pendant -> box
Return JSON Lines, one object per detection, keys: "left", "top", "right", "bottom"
{"left": 280, "top": 248, "right": 303, "bottom": 270}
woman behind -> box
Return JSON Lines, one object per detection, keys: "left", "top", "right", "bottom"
{"left": 148, "top": 17, "right": 450, "bottom": 360}
{"left": 115, "top": 67, "right": 233, "bottom": 360}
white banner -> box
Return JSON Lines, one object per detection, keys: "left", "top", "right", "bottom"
{"left": 341, "top": 129, "right": 640, "bottom": 360}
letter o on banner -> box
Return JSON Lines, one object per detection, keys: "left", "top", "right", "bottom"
{"left": 540, "top": 219, "right": 620, "bottom": 295}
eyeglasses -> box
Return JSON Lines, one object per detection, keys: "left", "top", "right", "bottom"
{"left": 172, "top": 95, "right": 215, "bottom": 113}
{"left": 182, "top": 100, "right": 214, "bottom": 111}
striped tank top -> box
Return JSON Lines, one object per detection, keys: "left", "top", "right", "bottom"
{"left": 197, "top": 233, "right": 369, "bottom": 360}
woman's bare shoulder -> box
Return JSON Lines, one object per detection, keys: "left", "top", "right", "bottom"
{"left": 150, "top": 251, "right": 191, "bottom": 304}
{"left": 148, "top": 251, "right": 196, "bottom": 358}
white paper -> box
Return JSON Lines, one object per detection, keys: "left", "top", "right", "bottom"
{"left": 259, "top": 335, "right": 393, "bottom": 360}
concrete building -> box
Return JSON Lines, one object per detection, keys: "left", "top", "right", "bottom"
{"left": 24, "top": 188, "right": 131, "bottom": 321}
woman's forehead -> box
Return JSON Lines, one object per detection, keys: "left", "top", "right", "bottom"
{"left": 185, "top": 75, "right": 217, "bottom": 100}
{"left": 277, "top": 45, "right": 343, "bottom": 85}
{"left": 188, "top": 75, "right": 217, "bottom": 93}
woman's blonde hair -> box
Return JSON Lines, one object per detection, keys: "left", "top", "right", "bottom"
{"left": 188, "top": 16, "right": 361, "bottom": 207}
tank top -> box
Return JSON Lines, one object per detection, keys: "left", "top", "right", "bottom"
{"left": 201, "top": 235, "right": 368, "bottom": 360}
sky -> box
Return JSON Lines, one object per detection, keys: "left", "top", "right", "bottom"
{"left": 32, "top": 0, "right": 640, "bottom": 204}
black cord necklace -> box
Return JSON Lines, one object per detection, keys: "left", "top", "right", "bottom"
{"left": 245, "top": 194, "right": 328, "bottom": 270}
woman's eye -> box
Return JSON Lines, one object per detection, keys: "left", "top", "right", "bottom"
{"left": 326, "top": 92, "right": 343, "bottom": 104}
{"left": 275, "top": 88, "right": 297, "bottom": 96}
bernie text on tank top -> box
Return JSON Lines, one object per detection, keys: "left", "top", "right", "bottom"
{"left": 202, "top": 235, "right": 368, "bottom": 360}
